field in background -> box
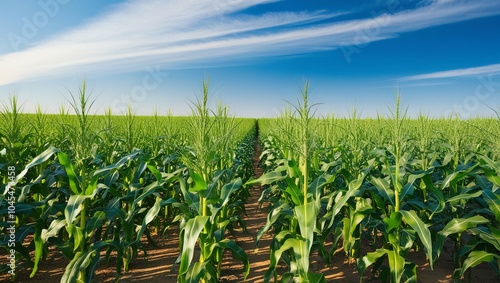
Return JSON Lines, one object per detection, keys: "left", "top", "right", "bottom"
{"left": 1, "top": 86, "right": 499, "bottom": 282}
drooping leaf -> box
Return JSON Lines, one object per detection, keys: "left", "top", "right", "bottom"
{"left": 93, "top": 150, "right": 141, "bottom": 176}
{"left": 328, "top": 173, "right": 365, "bottom": 228}
{"left": 13, "top": 146, "right": 59, "bottom": 185}
{"left": 179, "top": 216, "right": 209, "bottom": 276}
{"left": 136, "top": 196, "right": 163, "bottom": 242}
{"left": 58, "top": 152, "right": 80, "bottom": 195}
{"left": 482, "top": 189, "right": 500, "bottom": 221}
{"left": 217, "top": 239, "right": 250, "bottom": 279}
{"left": 245, "top": 170, "right": 286, "bottom": 186}
{"left": 439, "top": 216, "right": 489, "bottom": 237}
{"left": 358, "top": 249, "right": 387, "bottom": 276}
{"left": 371, "top": 176, "right": 395, "bottom": 207}
{"left": 188, "top": 170, "right": 207, "bottom": 193}
{"left": 29, "top": 229, "right": 43, "bottom": 278}
{"left": 257, "top": 202, "right": 292, "bottom": 244}
{"left": 400, "top": 210, "right": 433, "bottom": 268}
{"left": 459, "top": 251, "right": 499, "bottom": 278}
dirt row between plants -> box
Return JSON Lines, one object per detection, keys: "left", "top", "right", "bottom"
{"left": 2, "top": 139, "right": 498, "bottom": 282}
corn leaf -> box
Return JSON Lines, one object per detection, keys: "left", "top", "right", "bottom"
{"left": 57, "top": 152, "right": 80, "bottom": 195}
{"left": 371, "top": 176, "right": 395, "bottom": 207}
{"left": 358, "top": 248, "right": 387, "bottom": 275}
{"left": 179, "top": 216, "right": 209, "bottom": 276}
{"left": 386, "top": 249, "right": 405, "bottom": 283}
{"left": 440, "top": 215, "right": 489, "bottom": 237}
{"left": 400, "top": 210, "right": 433, "bottom": 268}
{"left": 482, "top": 189, "right": 500, "bottom": 221}
{"left": 459, "top": 251, "right": 499, "bottom": 277}
{"left": 13, "top": 146, "right": 59, "bottom": 185}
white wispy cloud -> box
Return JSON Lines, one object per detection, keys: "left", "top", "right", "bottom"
{"left": 1, "top": 0, "right": 500, "bottom": 85}
{"left": 402, "top": 63, "right": 500, "bottom": 80}
{"left": 375, "top": 81, "right": 452, "bottom": 89}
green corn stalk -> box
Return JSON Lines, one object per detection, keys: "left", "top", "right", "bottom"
{"left": 32, "top": 104, "right": 49, "bottom": 155}
{"left": 390, "top": 94, "right": 406, "bottom": 214}
{"left": 359, "top": 94, "right": 436, "bottom": 282}
{"left": 0, "top": 95, "right": 27, "bottom": 165}
{"left": 178, "top": 78, "right": 249, "bottom": 282}
{"left": 124, "top": 104, "right": 136, "bottom": 153}
{"left": 60, "top": 79, "right": 97, "bottom": 281}
{"left": 249, "top": 81, "right": 325, "bottom": 282}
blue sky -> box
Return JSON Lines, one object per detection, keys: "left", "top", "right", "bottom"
{"left": 0, "top": 0, "right": 499, "bottom": 118}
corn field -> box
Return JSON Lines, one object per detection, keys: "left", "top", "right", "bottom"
{"left": 1, "top": 81, "right": 499, "bottom": 283}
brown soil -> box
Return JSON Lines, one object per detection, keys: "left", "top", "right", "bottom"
{"left": 2, "top": 141, "right": 498, "bottom": 282}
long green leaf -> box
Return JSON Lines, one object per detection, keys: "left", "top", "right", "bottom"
{"left": 358, "top": 248, "right": 387, "bottom": 276}
{"left": 65, "top": 190, "right": 99, "bottom": 228}
{"left": 184, "top": 262, "right": 207, "bottom": 283}
{"left": 58, "top": 152, "right": 80, "bottom": 195}
{"left": 459, "top": 251, "right": 499, "bottom": 277}
{"left": 441, "top": 164, "right": 478, "bottom": 189}
{"left": 13, "top": 146, "right": 59, "bottom": 185}
{"left": 482, "top": 189, "right": 500, "bottom": 221}
{"left": 295, "top": 201, "right": 318, "bottom": 275}
{"left": 245, "top": 170, "right": 286, "bottom": 186}
{"left": 179, "top": 216, "right": 209, "bottom": 276}
{"left": 371, "top": 176, "right": 395, "bottom": 207}
{"left": 328, "top": 173, "right": 365, "bottom": 228}
{"left": 439, "top": 216, "right": 489, "bottom": 237}
{"left": 188, "top": 170, "right": 207, "bottom": 193}
{"left": 285, "top": 177, "right": 303, "bottom": 206}
{"left": 29, "top": 229, "right": 43, "bottom": 278}
{"left": 386, "top": 249, "right": 405, "bottom": 283}
{"left": 256, "top": 202, "right": 292, "bottom": 244}
{"left": 136, "top": 196, "right": 163, "bottom": 242}
{"left": 217, "top": 239, "right": 250, "bottom": 279}
{"left": 446, "top": 190, "right": 482, "bottom": 204}
{"left": 93, "top": 150, "right": 141, "bottom": 176}
{"left": 400, "top": 210, "right": 433, "bottom": 268}
{"left": 468, "top": 227, "right": 500, "bottom": 251}
{"left": 210, "top": 177, "right": 242, "bottom": 223}
{"left": 423, "top": 174, "right": 444, "bottom": 217}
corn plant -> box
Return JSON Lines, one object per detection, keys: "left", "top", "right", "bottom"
{"left": 176, "top": 79, "right": 249, "bottom": 283}
{"left": 358, "top": 95, "right": 435, "bottom": 282}
{"left": 1, "top": 78, "right": 498, "bottom": 283}
{"left": 0, "top": 95, "right": 29, "bottom": 166}
{"left": 248, "top": 82, "right": 327, "bottom": 282}
{"left": 95, "top": 107, "right": 119, "bottom": 166}
{"left": 27, "top": 104, "right": 49, "bottom": 157}
{"left": 123, "top": 104, "right": 136, "bottom": 154}
{"left": 3, "top": 145, "right": 177, "bottom": 282}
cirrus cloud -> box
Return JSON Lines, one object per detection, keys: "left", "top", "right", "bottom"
{"left": 1, "top": 0, "right": 500, "bottom": 86}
